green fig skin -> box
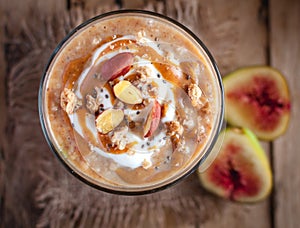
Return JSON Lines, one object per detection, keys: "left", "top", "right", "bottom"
{"left": 198, "top": 127, "right": 272, "bottom": 203}
{"left": 223, "top": 66, "right": 291, "bottom": 141}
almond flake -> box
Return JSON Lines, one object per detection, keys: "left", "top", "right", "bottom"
{"left": 95, "top": 109, "right": 124, "bottom": 134}
{"left": 113, "top": 80, "right": 143, "bottom": 104}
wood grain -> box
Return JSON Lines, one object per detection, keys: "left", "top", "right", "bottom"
{"left": 70, "top": 0, "right": 116, "bottom": 9}
{"left": 0, "top": 0, "right": 66, "bottom": 34}
{"left": 270, "top": 0, "right": 300, "bottom": 227}
{"left": 122, "top": 0, "right": 145, "bottom": 8}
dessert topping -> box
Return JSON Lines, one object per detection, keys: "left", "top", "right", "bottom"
{"left": 144, "top": 100, "right": 162, "bottom": 137}
{"left": 188, "top": 83, "right": 203, "bottom": 107}
{"left": 95, "top": 109, "right": 124, "bottom": 134}
{"left": 113, "top": 80, "right": 143, "bottom": 104}
{"left": 60, "top": 88, "right": 82, "bottom": 114}
{"left": 111, "top": 126, "right": 129, "bottom": 150}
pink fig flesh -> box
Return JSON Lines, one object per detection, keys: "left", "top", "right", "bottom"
{"left": 144, "top": 100, "right": 161, "bottom": 138}
{"left": 227, "top": 76, "right": 290, "bottom": 131}
{"left": 100, "top": 52, "right": 134, "bottom": 81}
{"left": 208, "top": 143, "right": 260, "bottom": 200}
{"left": 224, "top": 66, "right": 291, "bottom": 140}
{"left": 198, "top": 128, "right": 272, "bottom": 203}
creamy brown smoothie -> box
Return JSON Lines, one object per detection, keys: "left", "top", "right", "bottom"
{"left": 39, "top": 10, "right": 224, "bottom": 194}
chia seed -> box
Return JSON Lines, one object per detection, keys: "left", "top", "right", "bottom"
{"left": 136, "top": 111, "right": 140, "bottom": 115}
{"left": 105, "top": 94, "right": 109, "bottom": 99}
{"left": 157, "top": 74, "right": 161, "bottom": 78}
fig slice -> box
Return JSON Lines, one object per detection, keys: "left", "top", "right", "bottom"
{"left": 223, "top": 66, "right": 291, "bottom": 141}
{"left": 144, "top": 100, "right": 161, "bottom": 138}
{"left": 198, "top": 127, "right": 272, "bottom": 203}
{"left": 100, "top": 52, "right": 134, "bottom": 80}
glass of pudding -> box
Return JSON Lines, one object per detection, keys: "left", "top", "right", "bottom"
{"left": 39, "top": 10, "right": 224, "bottom": 194}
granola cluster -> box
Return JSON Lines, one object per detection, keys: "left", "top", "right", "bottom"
{"left": 60, "top": 88, "right": 82, "bottom": 114}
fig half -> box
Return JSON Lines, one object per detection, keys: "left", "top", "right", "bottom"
{"left": 223, "top": 66, "right": 291, "bottom": 140}
{"left": 198, "top": 128, "right": 272, "bottom": 203}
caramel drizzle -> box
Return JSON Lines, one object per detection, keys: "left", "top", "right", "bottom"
{"left": 98, "top": 133, "right": 138, "bottom": 154}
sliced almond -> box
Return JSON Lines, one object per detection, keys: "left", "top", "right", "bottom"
{"left": 144, "top": 100, "right": 161, "bottom": 137}
{"left": 95, "top": 109, "right": 124, "bottom": 134}
{"left": 113, "top": 80, "right": 143, "bottom": 104}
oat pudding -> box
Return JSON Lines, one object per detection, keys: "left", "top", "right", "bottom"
{"left": 39, "top": 10, "right": 224, "bottom": 193}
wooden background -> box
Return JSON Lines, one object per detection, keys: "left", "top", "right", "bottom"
{"left": 0, "top": 0, "right": 299, "bottom": 227}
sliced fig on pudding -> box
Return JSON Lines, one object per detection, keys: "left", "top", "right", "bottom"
{"left": 100, "top": 52, "right": 134, "bottom": 81}
{"left": 198, "top": 127, "right": 272, "bottom": 203}
{"left": 223, "top": 66, "right": 291, "bottom": 141}
{"left": 144, "top": 100, "right": 161, "bottom": 138}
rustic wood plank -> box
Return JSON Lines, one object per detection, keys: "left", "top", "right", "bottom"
{"left": 122, "top": 0, "right": 145, "bottom": 8}
{"left": 70, "top": 0, "right": 115, "bottom": 9}
{"left": 270, "top": 0, "right": 300, "bottom": 227}
{"left": 0, "top": 4, "right": 7, "bottom": 227}
{"left": 166, "top": 0, "right": 271, "bottom": 227}
{"left": 122, "top": 0, "right": 166, "bottom": 9}
{"left": 69, "top": 0, "right": 119, "bottom": 23}
{"left": 0, "top": 0, "right": 66, "bottom": 33}
{"left": 73, "top": 0, "right": 164, "bottom": 11}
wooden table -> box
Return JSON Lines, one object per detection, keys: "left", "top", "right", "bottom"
{"left": 0, "top": 0, "right": 299, "bottom": 227}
